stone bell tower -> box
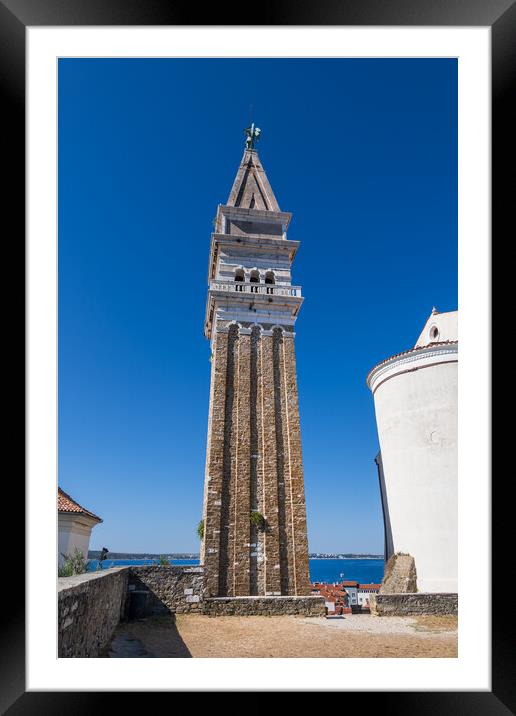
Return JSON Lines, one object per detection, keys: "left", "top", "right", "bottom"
{"left": 201, "top": 127, "right": 310, "bottom": 598}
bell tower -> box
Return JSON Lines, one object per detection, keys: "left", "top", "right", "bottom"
{"left": 201, "top": 128, "right": 310, "bottom": 598}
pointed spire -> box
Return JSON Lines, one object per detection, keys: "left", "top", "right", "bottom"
{"left": 226, "top": 149, "right": 281, "bottom": 212}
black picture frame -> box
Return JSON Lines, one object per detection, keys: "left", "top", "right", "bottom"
{"left": 4, "top": 0, "right": 507, "bottom": 709}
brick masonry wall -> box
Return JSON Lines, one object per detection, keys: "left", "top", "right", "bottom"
{"left": 58, "top": 567, "right": 128, "bottom": 657}
{"left": 127, "top": 566, "right": 204, "bottom": 615}
{"left": 369, "top": 592, "right": 458, "bottom": 616}
{"left": 202, "top": 595, "right": 326, "bottom": 616}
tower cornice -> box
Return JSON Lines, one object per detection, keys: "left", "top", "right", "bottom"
{"left": 204, "top": 285, "right": 303, "bottom": 340}
{"left": 207, "top": 233, "right": 300, "bottom": 282}
{"left": 216, "top": 204, "right": 292, "bottom": 228}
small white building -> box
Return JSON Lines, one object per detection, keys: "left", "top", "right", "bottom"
{"left": 357, "top": 584, "right": 381, "bottom": 607}
{"left": 58, "top": 488, "right": 102, "bottom": 566}
{"left": 367, "top": 309, "right": 458, "bottom": 593}
{"left": 341, "top": 581, "right": 359, "bottom": 606}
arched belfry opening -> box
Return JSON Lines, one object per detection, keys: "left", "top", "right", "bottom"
{"left": 265, "top": 271, "right": 275, "bottom": 293}
{"left": 234, "top": 268, "right": 244, "bottom": 291}
{"left": 250, "top": 269, "right": 260, "bottom": 292}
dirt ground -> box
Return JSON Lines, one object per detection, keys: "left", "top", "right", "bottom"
{"left": 104, "top": 613, "right": 458, "bottom": 658}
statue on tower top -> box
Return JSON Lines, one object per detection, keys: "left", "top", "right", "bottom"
{"left": 244, "top": 123, "right": 261, "bottom": 150}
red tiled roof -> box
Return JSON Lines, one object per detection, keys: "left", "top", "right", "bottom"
{"left": 358, "top": 584, "right": 381, "bottom": 590}
{"left": 58, "top": 488, "right": 102, "bottom": 522}
{"left": 341, "top": 581, "right": 359, "bottom": 587}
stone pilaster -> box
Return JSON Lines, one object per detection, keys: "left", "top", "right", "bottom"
{"left": 202, "top": 330, "right": 229, "bottom": 597}
{"left": 274, "top": 328, "right": 294, "bottom": 595}
{"left": 233, "top": 331, "right": 252, "bottom": 596}
{"left": 260, "top": 333, "right": 282, "bottom": 595}
{"left": 282, "top": 334, "right": 311, "bottom": 595}
{"left": 218, "top": 324, "right": 239, "bottom": 596}
{"left": 250, "top": 326, "right": 264, "bottom": 595}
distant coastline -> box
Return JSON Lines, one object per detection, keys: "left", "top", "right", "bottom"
{"left": 89, "top": 551, "right": 383, "bottom": 561}
{"left": 88, "top": 551, "right": 199, "bottom": 560}
{"left": 309, "top": 554, "right": 383, "bottom": 560}
{"left": 86, "top": 554, "right": 384, "bottom": 584}
{"left": 309, "top": 557, "right": 383, "bottom": 560}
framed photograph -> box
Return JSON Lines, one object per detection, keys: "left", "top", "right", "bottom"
{"left": 4, "top": 0, "right": 507, "bottom": 708}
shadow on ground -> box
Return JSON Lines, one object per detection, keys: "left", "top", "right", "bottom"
{"left": 103, "top": 615, "right": 192, "bottom": 658}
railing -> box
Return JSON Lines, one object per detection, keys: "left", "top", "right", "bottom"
{"left": 209, "top": 279, "right": 302, "bottom": 297}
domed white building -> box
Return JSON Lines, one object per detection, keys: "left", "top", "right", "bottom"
{"left": 366, "top": 309, "right": 458, "bottom": 593}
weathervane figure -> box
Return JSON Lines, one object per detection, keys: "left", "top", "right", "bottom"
{"left": 244, "top": 122, "right": 261, "bottom": 150}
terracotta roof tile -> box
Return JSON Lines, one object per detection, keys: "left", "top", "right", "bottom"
{"left": 358, "top": 584, "right": 381, "bottom": 590}
{"left": 58, "top": 487, "right": 102, "bottom": 522}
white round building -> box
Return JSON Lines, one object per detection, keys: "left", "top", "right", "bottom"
{"left": 367, "top": 309, "right": 458, "bottom": 593}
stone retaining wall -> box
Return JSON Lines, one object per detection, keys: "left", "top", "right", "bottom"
{"left": 58, "top": 567, "right": 128, "bottom": 657}
{"left": 126, "top": 565, "right": 204, "bottom": 616}
{"left": 201, "top": 595, "right": 326, "bottom": 616}
{"left": 369, "top": 592, "right": 458, "bottom": 616}
{"left": 59, "top": 566, "right": 326, "bottom": 659}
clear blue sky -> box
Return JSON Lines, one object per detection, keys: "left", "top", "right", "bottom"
{"left": 58, "top": 58, "right": 457, "bottom": 554}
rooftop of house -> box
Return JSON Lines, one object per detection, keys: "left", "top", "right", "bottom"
{"left": 58, "top": 487, "right": 102, "bottom": 523}
{"left": 358, "top": 584, "right": 381, "bottom": 590}
{"left": 312, "top": 581, "right": 380, "bottom": 594}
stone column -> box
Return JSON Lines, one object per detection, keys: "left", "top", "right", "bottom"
{"left": 203, "top": 329, "right": 229, "bottom": 597}
{"left": 275, "top": 328, "right": 294, "bottom": 595}
{"left": 260, "top": 332, "right": 282, "bottom": 595}
{"left": 233, "top": 330, "right": 252, "bottom": 596}
{"left": 282, "top": 334, "right": 311, "bottom": 595}
{"left": 218, "top": 324, "right": 239, "bottom": 596}
{"left": 250, "top": 326, "right": 264, "bottom": 595}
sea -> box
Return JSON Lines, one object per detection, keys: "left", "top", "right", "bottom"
{"left": 87, "top": 557, "right": 384, "bottom": 584}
